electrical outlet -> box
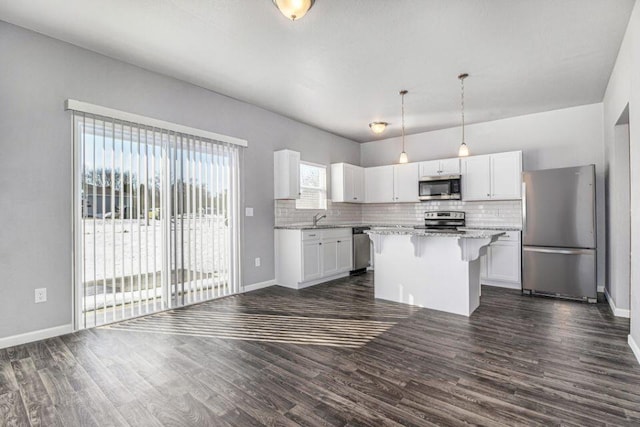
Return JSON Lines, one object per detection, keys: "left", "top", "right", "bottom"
{"left": 245, "top": 207, "right": 254, "bottom": 217}
{"left": 35, "top": 288, "right": 47, "bottom": 304}
{"left": 255, "top": 257, "right": 261, "bottom": 267}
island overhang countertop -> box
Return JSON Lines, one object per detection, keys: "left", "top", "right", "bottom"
{"left": 365, "top": 228, "right": 506, "bottom": 239}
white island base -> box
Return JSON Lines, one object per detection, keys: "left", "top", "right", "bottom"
{"left": 367, "top": 230, "right": 503, "bottom": 317}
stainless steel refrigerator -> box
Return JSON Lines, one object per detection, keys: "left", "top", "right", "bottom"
{"left": 522, "top": 165, "right": 597, "bottom": 302}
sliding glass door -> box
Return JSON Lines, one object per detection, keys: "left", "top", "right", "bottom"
{"left": 73, "top": 113, "right": 240, "bottom": 329}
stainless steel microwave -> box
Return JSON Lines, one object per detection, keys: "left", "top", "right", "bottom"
{"left": 418, "top": 175, "right": 462, "bottom": 200}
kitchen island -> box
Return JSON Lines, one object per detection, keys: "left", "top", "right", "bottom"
{"left": 366, "top": 228, "right": 504, "bottom": 316}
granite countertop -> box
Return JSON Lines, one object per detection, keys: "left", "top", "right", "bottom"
{"left": 274, "top": 223, "right": 418, "bottom": 230}
{"left": 459, "top": 226, "right": 522, "bottom": 231}
{"left": 366, "top": 228, "right": 506, "bottom": 239}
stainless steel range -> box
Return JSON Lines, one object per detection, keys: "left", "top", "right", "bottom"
{"left": 414, "top": 211, "right": 465, "bottom": 232}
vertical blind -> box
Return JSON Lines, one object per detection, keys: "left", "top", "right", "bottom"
{"left": 72, "top": 110, "right": 242, "bottom": 329}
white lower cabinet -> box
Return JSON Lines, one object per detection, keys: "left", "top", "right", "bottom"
{"left": 480, "top": 230, "right": 521, "bottom": 289}
{"left": 302, "top": 240, "right": 322, "bottom": 282}
{"left": 321, "top": 240, "right": 339, "bottom": 277}
{"left": 276, "top": 228, "right": 353, "bottom": 289}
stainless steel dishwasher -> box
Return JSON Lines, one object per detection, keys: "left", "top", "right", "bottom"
{"left": 351, "top": 226, "right": 371, "bottom": 275}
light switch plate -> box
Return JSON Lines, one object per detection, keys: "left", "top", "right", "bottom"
{"left": 255, "top": 257, "right": 261, "bottom": 267}
{"left": 245, "top": 207, "right": 254, "bottom": 217}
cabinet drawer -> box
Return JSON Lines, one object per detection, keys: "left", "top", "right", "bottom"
{"left": 321, "top": 228, "right": 352, "bottom": 240}
{"left": 496, "top": 231, "right": 521, "bottom": 242}
{"left": 302, "top": 230, "right": 322, "bottom": 241}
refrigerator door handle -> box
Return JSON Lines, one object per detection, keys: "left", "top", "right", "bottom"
{"left": 522, "top": 181, "right": 527, "bottom": 234}
{"left": 523, "top": 246, "right": 594, "bottom": 255}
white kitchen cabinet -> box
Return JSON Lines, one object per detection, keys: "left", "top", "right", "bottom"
{"left": 321, "top": 240, "right": 338, "bottom": 277}
{"left": 440, "top": 158, "right": 461, "bottom": 175}
{"left": 419, "top": 158, "right": 460, "bottom": 177}
{"left": 365, "top": 165, "right": 395, "bottom": 203}
{"left": 462, "top": 155, "right": 492, "bottom": 200}
{"left": 274, "top": 149, "right": 300, "bottom": 199}
{"left": 418, "top": 160, "right": 441, "bottom": 177}
{"left": 479, "top": 230, "right": 522, "bottom": 289}
{"left": 393, "top": 163, "right": 420, "bottom": 202}
{"left": 461, "top": 151, "right": 522, "bottom": 201}
{"left": 490, "top": 151, "right": 523, "bottom": 199}
{"left": 337, "top": 239, "right": 353, "bottom": 272}
{"left": 331, "top": 163, "right": 365, "bottom": 203}
{"left": 302, "top": 240, "right": 322, "bottom": 282}
{"left": 275, "top": 228, "right": 353, "bottom": 289}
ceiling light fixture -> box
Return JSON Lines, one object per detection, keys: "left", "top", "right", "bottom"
{"left": 272, "top": 0, "right": 316, "bottom": 21}
{"left": 399, "top": 90, "right": 409, "bottom": 164}
{"left": 369, "top": 121, "right": 388, "bottom": 134}
{"left": 458, "top": 73, "right": 470, "bottom": 157}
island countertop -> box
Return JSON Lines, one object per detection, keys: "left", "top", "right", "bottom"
{"left": 366, "top": 228, "right": 505, "bottom": 239}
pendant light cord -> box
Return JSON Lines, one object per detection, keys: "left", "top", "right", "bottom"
{"left": 460, "top": 76, "right": 465, "bottom": 145}
{"left": 401, "top": 92, "right": 405, "bottom": 151}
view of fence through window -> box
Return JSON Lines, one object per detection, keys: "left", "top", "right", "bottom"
{"left": 75, "top": 114, "right": 240, "bottom": 328}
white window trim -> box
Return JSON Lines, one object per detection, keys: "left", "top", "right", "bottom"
{"left": 296, "top": 161, "right": 328, "bottom": 210}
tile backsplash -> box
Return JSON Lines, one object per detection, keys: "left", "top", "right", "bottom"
{"left": 275, "top": 199, "right": 522, "bottom": 228}
{"left": 361, "top": 200, "right": 522, "bottom": 228}
{"left": 275, "top": 200, "right": 363, "bottom": 226}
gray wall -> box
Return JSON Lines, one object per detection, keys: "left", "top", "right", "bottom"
{"left": 361, "top": 103, "right": 606, "bottom": 289}
{"left": 603, "top": 0, "right": 640, "bottom": 350}
{"left": 0, "top": 21, "right": 360, "bottom": 338}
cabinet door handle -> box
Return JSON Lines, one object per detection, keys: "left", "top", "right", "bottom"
{"left": 319, "top": 242, "right": 322, "bottom": 246}
{"left": 337, "top": 240, "right": 341, "bottom": 243}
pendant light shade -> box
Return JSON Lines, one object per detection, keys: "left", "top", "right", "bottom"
{"left": 458, "top": 73, "right": 470, "bottom": 157}
{"left": 458, "top": 142, "right": 469, "bottom": 157}
{"left": 399, "top": 90, "right": 408, "bottom": 164}
{"left": 272, "top": 0, "right": 315, "bottom": 21}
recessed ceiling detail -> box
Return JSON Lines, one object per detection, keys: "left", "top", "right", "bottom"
{"left": 0, "top": 0, "right": 634, "bottom": 142}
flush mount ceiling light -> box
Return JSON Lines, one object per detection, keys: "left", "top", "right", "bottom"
{"left": 458, "top": 73, "right": 470, "bottom": 157}
{"left": 272, "top": 0, "right": 316, "bottom": 21}
{"left": 399, "top": 90, "right": 409, "bottom": 164}
{"left": 369, "top": 121, "right": 388, "bottom": 134}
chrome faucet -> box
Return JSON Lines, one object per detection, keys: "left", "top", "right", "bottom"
{"left": 313, "top": 213, "right": 327, "bottom": 226}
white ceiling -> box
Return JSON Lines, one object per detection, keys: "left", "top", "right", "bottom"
{"left": 0, "top": 0, "right": 634, "bottom": 142}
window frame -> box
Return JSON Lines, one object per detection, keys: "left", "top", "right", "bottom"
{"left": 295, "top": 161, "right": 328, "bottom": 210}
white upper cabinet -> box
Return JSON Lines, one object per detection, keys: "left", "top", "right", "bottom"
{"left": 461, "top": 151, "right": 522, "bottom": 201}
{"left": 393, "top": 163, "right": 420, "bottom": 202}
{"left": 331, "top": 163, "right": 364, "bottom": 203}
{"left": 490, "top": 151, "right": 523, "bottom": 199}
{"left": 418, "top": 160, "right": 440, "bottom": 177}
{"left": 419, "top": 158, "right": 460, "bottom": 177}
{"left": 462, "top": 155, "right": 492, "bottom": 200}
{"left": 274, "top": 149, "right": 300, "bottom": 199}
{"left": 439, "top": 158, "right": 461, "bottom": 175}
{"left": 365, "top": 165, "right": 395, "bottom": 203}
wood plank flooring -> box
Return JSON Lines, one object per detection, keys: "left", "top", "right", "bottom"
{"left": 1, "top": 273, "right": 639, "bottom": 426}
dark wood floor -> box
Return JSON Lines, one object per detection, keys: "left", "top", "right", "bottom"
{"left": 1, "top": 273, "right": 639, "bottom": 426}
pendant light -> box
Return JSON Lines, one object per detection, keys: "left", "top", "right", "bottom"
{"left": 369, "top": 121, "right": 388, "bottom": 134}
{"left": 399, "top": 90, "right": 409, "bottom": 164}
{"left": 272, "top": 0, "right": 315, "bottom": 21}
{"left": 458, "top": 73, "right": 470, "bottom": 157}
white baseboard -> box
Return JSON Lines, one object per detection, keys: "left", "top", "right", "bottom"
{"left": 629, "top": 335, "right": 640, "bottom": 366}
{"left": 243, "top": 279, "right": 277, "bottom": 293}
{"left": 0, "top": 324, "right": 73, "bottom": 350}
{"left": 604, "top": 288, "right": 631, "bottom": 318}
{"left": 481, "top": 280, "right": 521, "bottom": 290}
